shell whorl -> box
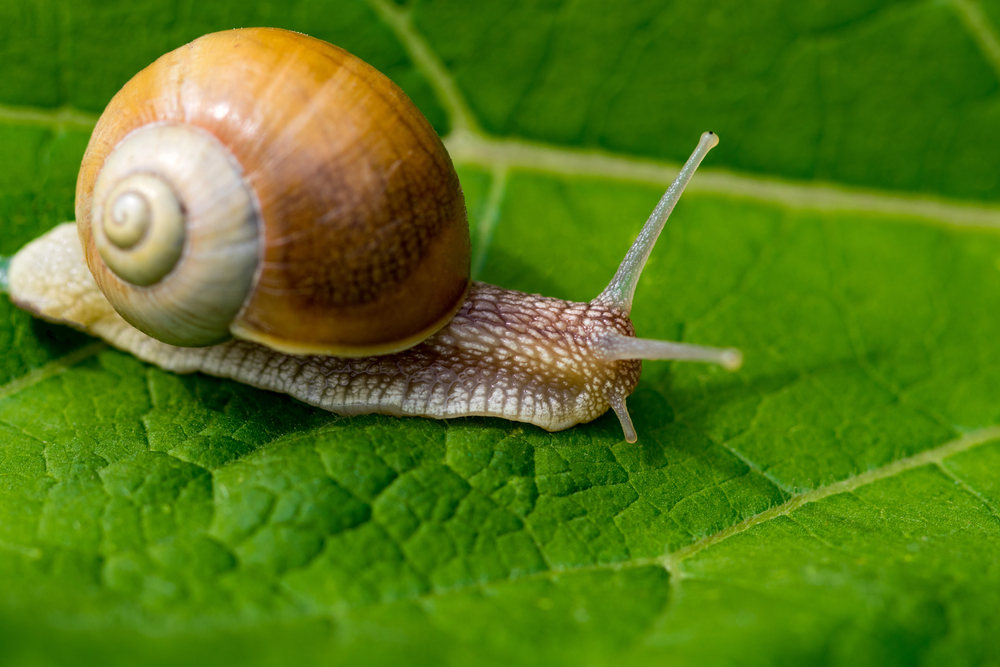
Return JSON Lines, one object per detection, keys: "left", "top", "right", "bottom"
{"left": 98, "top": 173, "right": 181, "bottom": 279}
{"left": 84, "top": 123, "right": 260, "bottom": 347}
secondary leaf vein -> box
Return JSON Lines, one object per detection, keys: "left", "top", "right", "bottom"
{"left": 0, "top": 341, "right": 107, "bottom": 403}
{"left": 362, "top": 0, "right": 1000, "bottom": 229}
{"left": 663, "top": 425, "right": 1000, "bottom": 565}
{"left": 950, "top": 0, "right": 1000, "bottom": 83}
{"left": 0, "top": 103, "right": 98, "bottom": 130}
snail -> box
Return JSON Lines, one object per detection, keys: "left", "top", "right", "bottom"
{"left": 0, "top": 28, "right": 741, "bottom": 443}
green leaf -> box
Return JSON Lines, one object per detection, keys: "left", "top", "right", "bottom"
{"left": 3, "top": 0, "right": 1000, "bottom": 665}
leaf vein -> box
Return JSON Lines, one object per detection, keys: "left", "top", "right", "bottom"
{"left": 298, "top": 421, "right": 998, "bottom": 612}
{"left": 364, "top": 0, "right": 480, "bottom": 135}
{"left": 950, "top": 0, "right": 1000, "bottom": 83}
{"left": 0, "top": 341, "right": 107, "bottom": 403}
{"left": 470, "top": 166, "right": 509, "bottom": 280}
{"left": 663, "top": 425, "right": 1000, "bottom": 565}
{"left": 935, "top": 460, "right": 1000, "bottom": 520}
{"left": 0, "top": 103, "right": 98, "bottom": 130}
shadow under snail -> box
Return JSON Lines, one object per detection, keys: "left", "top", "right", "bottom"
{"left": 0, "top": 28, "right": 742, "bottom": 443}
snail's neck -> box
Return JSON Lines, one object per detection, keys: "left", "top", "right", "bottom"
{"left": 431, "top": 280, "right": 641, "bottom": 395}
{"left": 404, "top": 281, "right": 642, "bottom": 432}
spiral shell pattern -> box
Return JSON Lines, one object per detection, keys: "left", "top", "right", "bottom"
{"left": 84, "top": 123, "right": 260, "bottom": 346}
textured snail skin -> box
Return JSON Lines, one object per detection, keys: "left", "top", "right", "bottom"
{"left": 10, "top": 224, "right": 639, "bottom": 434}
{"left": 78, "top": 28, "right": 469, "bottom": 356}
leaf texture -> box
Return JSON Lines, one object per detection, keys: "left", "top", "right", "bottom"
{"left": 2, "top": 0, "right": 1000, "bottom": 665}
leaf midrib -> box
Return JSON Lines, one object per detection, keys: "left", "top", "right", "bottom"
{"left": 5, "top": 102, "right": 1000, "bottom": 231}
{"left": 5, "top": 0, "right": 1000, "bottom": 231}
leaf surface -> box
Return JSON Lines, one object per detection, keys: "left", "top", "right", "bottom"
{"left": 2, "top": 1, "right": 1000, "bottom": 665}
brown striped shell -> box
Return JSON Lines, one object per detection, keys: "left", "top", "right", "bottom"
{"left": 76, "top": 28, "right": 470, "bottom": 356}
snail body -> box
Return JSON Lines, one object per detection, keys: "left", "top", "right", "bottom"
{"left": 3, "top": 29, "right": 741, "bottom": 443}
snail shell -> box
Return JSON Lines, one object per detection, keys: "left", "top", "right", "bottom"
{"left": 77, "top": 28, "right": 470, "bottom": 355}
